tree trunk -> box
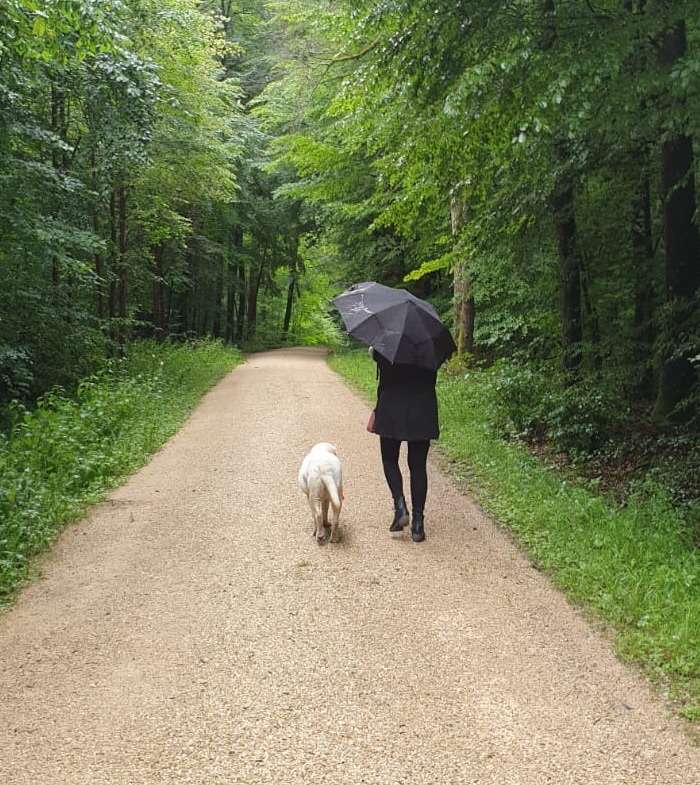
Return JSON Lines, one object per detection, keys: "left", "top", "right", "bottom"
{"left": 654, "top": 20, "right": 700, "bottom": 421}
{"left": 540, "top": 1, "right": 582, "bottom": 376}
{"left": 212, "top": 255, "right": 226, "bottom": 339}
{"left": 246, "top": 259, "right": 264, "bottom": 338}
{"left": 449, "top": 193, "right": 475, "bottom": 356}
{"left": 176, "top": 289, "right": 189, "bottom": 336}
{"left": 186, "top": 238, "right": 197, "bottom": 337}
{"left": 631, "top": 172, "right": 655, "bottom": 397}
{"left": 116, "top": 184, "right": 128, "bottom": 352}
{"left": 50, "top": 83, "right": 65, "bottom": 286}
{"left": 94, "top": 241, "right": 104, "bottom": 319}
{"left": 552, "top": 169, "right": 582, "bottom": 375}
{"left": 235, "top": 260, "right": 248, "bottom": 342}
{"left": 282, "top": 271, "right": 296, "bottom": 338}
{"left": 91, "top": 151, "right": 105, "bottom": 321}
{"left": 225, "top": 226, "right": 243, "bottom": 342}
{"left": 152, "top": 243, "right": 166, "bottom": 339}
{"left": 226, "top": 280, "right": 237, "bottom": 343}
{"left": 624, "top": 0, "right": 655, "bottom": 397}
{"left": 236, "top": 260, "right": 247, "bottom": 341}
{"left": 580, "top": 257, "right": 601, "bottom": 372}
{"left": 108, "top": 188, "right": 118, "bottom": 321}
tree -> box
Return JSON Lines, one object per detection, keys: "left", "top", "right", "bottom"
{"left": 654, "top": 17, "right": 700, "bottom": 421}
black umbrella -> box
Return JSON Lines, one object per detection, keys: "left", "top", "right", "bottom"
{"left": 332, "top": 282, "right": 456, "bottom": 370}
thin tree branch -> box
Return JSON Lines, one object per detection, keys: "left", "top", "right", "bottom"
{"left": 322, "top": 37, "right": 381, "bottom": 66}
{"left": 69, "top": 134, "right": 82, "bottom": 166}
{"left": 311, "top": 36, "right": 382, "bottom": 97}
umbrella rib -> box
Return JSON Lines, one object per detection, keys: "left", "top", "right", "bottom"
{"left": 338, "top": 299, "right": 408, "bottom": 331}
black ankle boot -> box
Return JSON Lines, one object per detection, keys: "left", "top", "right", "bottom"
{"left": 389, "top": 496, "right": 409, "bottom": 532}
{"left": 411, "top": 510, "right": 425, "bottom": 542}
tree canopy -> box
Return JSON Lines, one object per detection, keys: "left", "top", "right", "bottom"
{"left": 1, "top": 1, "right": 699, "bottom": 441}
{"left": 260, "top": 0, "right": 700, "bottom": 430}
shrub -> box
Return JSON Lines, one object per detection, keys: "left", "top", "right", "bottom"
{"left": 487, "top": 359, "right": 628, "bottom": 455}
{"left": 543, "top": 378, "right": 628, "bottom": 455}
{"left": 0, "top": 345, "right": 33, "bottom": 404}
{"left": 489, "top": 359, "right": 551, "bottom": 438}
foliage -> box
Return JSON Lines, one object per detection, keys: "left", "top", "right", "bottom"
{"left": 0, "top": 0, "right": 326, "bottom": 406}
{"left": 260, "top": 0, "right": 700, "bottom": 442}
{"left": 488, "top": 359, "right": 628, "bottom": 455}
{"left": 0, "top": 339, "right": 242, "bottom": 604}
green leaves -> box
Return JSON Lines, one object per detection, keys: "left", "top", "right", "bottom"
{"left": 403, "top": 252, "right": 453, "bottom": 282}
{"left": 31, "top": 14, "right": 47, "bottom": 37}
{"left": 0, "top": 0, "right": 259, "bottom": 384}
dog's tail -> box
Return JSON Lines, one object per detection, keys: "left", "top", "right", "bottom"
{"left": 321, "top": 473, "right": 342, "bottom": 510}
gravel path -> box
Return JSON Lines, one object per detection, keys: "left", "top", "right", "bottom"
{"left": 0, "top": 347, "right": 697, "bottom": 785}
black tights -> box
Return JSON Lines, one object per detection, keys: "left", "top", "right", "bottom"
{"left": 380, "top": 437, "right": 430, "bottom": 513}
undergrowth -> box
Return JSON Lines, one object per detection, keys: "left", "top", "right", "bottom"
{"left": 0, "top": 339, "right": 242, "bottom": 604}
{"left": 328, "top": 349, "right": 700, "bottom": 724}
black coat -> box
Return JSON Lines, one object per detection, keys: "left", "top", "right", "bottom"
{"left": 373, "top": 351, "right": 439, "bottom": 442}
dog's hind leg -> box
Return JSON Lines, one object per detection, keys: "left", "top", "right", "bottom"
{"left": 307, "top": 496, "right": 319, "bottom": 539}
{"left": 315, "top": 509, "right": 326, "bottom": 544}
{"left": 321, "top": 498, "right": 330, "bottom": 528}
{"left": 309, "top": 497, "right": 326, "bottom": 544}
{"left": 329, "top": 501, "right": 341, "bottom": 543}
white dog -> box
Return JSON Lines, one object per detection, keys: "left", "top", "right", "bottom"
{"left": 298, "top": 442, "right": 344, "bottom": 544}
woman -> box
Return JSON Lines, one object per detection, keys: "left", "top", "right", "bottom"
{"left": 369, "top": 347, "right": 439, "bottom": 542}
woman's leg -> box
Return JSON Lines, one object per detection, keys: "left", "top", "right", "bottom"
{"left": 379, "top": 436, "right": 409, "bottom": 532}
{"left": 379, "top": 437, "right": 403, "bottom": 500}
{"left": 380, "top": 437, "right": 409, "bottom": 532}
{"left": 407, "top": 440, "right": 429, "bottom": 541}
{"left": 407, "top": 440, "right": 430, "bottom": 513}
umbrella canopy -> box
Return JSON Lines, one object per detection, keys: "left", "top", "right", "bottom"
{"left": 332, "top": 282, "right": 456, "bottom": 370}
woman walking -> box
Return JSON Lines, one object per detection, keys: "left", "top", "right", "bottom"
{"left": 369, "top": 348, "right": 439, "bottom": 542}
{"left": 332, "top": 282, "right": 454, "bottom": 542}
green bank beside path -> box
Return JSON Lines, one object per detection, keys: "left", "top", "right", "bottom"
{"left": 329, "top": 350, "right": 700, "bottom": 724}
{"left": 0, "top": 339, "right": 243, "bottom": 605}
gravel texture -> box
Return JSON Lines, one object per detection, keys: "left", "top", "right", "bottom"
{"left": 0, "top": 347, "right": 697, "bottom": 785}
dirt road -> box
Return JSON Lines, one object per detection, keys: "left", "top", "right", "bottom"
{"left": 0, "top": 347, "right": 697, "bottom": 784}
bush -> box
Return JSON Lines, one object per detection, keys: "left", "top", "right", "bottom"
{"left": 489, "top": 360, "right": 551, "bottom": 437}
{"left": 0, "top": 345, "right": 33, "bottom": 404}
{"left": 543, "top": 379, "right": 627, "bottom": 455}
{"left": 487, "top": 359, "right": 628, "bottom": 455}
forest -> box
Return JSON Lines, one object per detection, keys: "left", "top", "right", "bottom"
{"left": 1, "top": 2, "right": 699, "bottom": 491}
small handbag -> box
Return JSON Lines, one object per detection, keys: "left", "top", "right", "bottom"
{"left": 366, "top": 410, "right": 376, "bottom": 433}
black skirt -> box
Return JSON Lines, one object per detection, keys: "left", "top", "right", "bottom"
{"left": 373, "top": 353, "right": 439, "bottom": 442}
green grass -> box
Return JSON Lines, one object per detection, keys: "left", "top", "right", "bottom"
{"left": 0, "top": 339, "right": 243, "bottom": 604}
{"left": 329, "top": 349, "right": 700, "bottom": 724}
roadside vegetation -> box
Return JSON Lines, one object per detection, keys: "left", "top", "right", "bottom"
{"left": 330, "top": 349, "right": 700, "bottom": 723}
{"left": 0, "top": 340, "right": 242, "bottom": 605}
